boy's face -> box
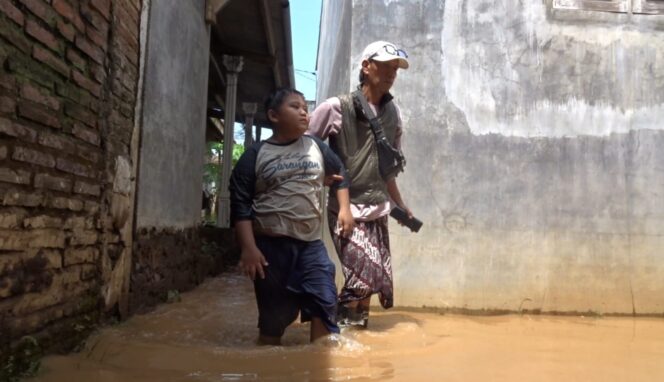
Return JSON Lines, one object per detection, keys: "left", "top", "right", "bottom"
{"left": 269, "top": 93, "right": 309, "bottom": 138}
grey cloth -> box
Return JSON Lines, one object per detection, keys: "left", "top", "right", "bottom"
{"left": 330, "top": 93, "right": 401, "bottom": 205}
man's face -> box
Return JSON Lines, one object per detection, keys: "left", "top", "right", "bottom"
{"left": 363, "top": 59, "right": 400, "bottom": 94}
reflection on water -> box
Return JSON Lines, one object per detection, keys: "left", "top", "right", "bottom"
{"left": 30, "top": 272, "right": 664, "bottom": 382}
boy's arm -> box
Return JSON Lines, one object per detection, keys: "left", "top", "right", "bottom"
{"left": 310, "top": 135, "right": 355, "bottom": 236}
{"left": 229, "top": 144, "right": 268, "bottom": 279}
{"left": 310, "top": 135, "right": 350, "bottom": 191}
{"left": 235, "top": 220, "right": 268, "bottom": 280}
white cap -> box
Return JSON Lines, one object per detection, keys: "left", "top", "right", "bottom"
{"left": 360, "top": 41, "right": 409, "bottom": 69}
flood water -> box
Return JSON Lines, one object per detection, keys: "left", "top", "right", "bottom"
{"left": 31, "top": 272, "right": 664, "bottom": 381}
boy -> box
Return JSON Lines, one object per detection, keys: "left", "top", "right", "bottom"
{"left": 229, "top": 88, "right": 354, "bottom": 344}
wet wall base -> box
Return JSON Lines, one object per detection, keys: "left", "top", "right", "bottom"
{"left": 129, "top": 226, "right": 238, "bottom": 314}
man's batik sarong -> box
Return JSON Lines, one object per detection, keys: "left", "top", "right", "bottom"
{"left": 327, "top": 214, "right": 393, "bottom": 309}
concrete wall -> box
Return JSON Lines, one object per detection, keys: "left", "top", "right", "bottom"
{"left": 135, "top": 0, "right": 209, "bottom": 229}
{"left": 318, "top": 0, "right": 664, "bottom": 314}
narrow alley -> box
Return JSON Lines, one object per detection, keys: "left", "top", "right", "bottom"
{"left": 30, "top": 271, "right": 664, "bottom": 381}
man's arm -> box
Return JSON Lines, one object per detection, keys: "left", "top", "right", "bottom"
{"left": 307, "top": 97, "right": 342, "bottom": 139}
{"left": 387, "top": 177, "right": 412, "bottom": 219}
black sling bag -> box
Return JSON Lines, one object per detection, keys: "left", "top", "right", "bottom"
{"left": 352, "top": 90, "right": 406, "bottom": 180}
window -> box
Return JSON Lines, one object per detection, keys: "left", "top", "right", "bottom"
{"left": 553, "top": 0, "right": 664, "bottom": 14}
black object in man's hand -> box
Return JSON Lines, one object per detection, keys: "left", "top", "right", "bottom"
{"left": 390, "top": 206, "right": 423, "bottom": 233}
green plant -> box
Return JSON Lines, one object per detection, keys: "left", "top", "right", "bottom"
{"left": 203, "top": 141, "right": 245, "bottom": 193}
{"left": 166, "top": 289, "right": 181, "bottom": 303}
{"left": 1, "top": 336, "right": 41, "bottom": 381}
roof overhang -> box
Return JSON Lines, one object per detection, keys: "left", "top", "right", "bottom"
{"left": 207, "top": 0, "right": 295, "bottom": 128}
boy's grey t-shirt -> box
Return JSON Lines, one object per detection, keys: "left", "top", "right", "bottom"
{"left": 230, "top": 135, "right": 349, "bottom": 242}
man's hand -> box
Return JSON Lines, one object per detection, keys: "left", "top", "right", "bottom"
{"left": 396, "top": 204, "right": 413, "bottom": 226}
{"left": 337, "top": 207, "right": 355, "bottom": 238}
{"left": 240, "top": 246, "right": 268, "bottom": 280}
{"left": 324, "top": 174, "right": 344, "bottom": 186}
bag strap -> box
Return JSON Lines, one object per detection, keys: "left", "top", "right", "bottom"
{"left": 352, "top": 90, "right": 389, "bottom": 143}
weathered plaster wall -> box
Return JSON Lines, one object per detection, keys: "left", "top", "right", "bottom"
{"left": 135, "top": 0, "right": 209, "bottom": 229}
{"left": 318, "top": 0, "right": 664, "bottom": 314}
{"left": 316, "top": 0, "right": 353, "bottom": 102}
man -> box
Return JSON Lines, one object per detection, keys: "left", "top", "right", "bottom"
{"left": 308, "top": 41, "right": 412, "bottom": 328}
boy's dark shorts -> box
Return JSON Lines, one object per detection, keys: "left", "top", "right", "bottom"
{"left": 253, "top": 236, "right": 339, "bottom": 338}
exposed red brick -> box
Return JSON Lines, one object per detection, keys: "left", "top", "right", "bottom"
{"left": 89, "top": 0, "right": 110, "bottom": 21}
{"left": 0, "top": 230, "right": 30, "bottom": 250}
{"left": 13, "top": 146, "right": 56, "bottom": 168}
{"left": 64, "top": 216, "right": 88, "bottom": 229}
{"left": 64, "top": 247, "right": 99, "bottom": 266}
{"left": 0, "top": 96, "right": 16, "bottom": 114}
{"left": 56, "top": 20, "right": 76, "bottom": 42}
{"left": 0, "top": 208, "right": 27, "bottom": 228}
{"left": 69, "top": 230, "right": 99, "bottom": 247}
{"left": 23, "top": 215, "right": 64, "bottom": 229}
{"left": 75, "top": 36, "right": 104, "bottom": 64}
{"left": 75, "top": 144, "right": 101, "bottom": 164}
{"left": 47, "top": 196, "right": 83, "bottom": 211}
{"left": 18, "top": 0, "right": 56, "bottom": 26}
{"left": 0, "top": 118, "right": 38, "bottom": 142}
{"left": 0, "top": 73, "right": 17, "bottom": 92}
{"left": 73, "top": 180, "right": 100, "bottom": 196}
{"left": 52, "top": 0, "right": 74, "bottom": 21}
{"left": 55, "top": 82, "right": 91, "bottom": 108}
{"left": 38, "top": 131, "right": 77, "bottom": 153}
{"left": 5, "top": 54, "right": 55, "bottom": 89}
{"left": 80, "top": 2, "right": 108, "bottom": 33}
{"left": 89, "top": 63, "right": 107, "bottom": 84}
{"left": 66, "top": 48, "right": 86, "bottom": 71}
{"left": 0, "top": 18, "right": 31, "bottom": 53}
{"left": 83, "top": 200, "right": 99, "bottom": 213}
{"left": 72, "top": 122, "right": 100, "bottom": 146}
{"left": 34, "top": 173, "right": 72, "bottom": 192}
{"left": 0, "top": 167, "right": 31, "bottom": 185}
{"left": 64, "top": 100, "right": 97, "bottom": 128}
{"left": 20, "top": 83, "right": 61, "bottom": 111}
{"left": 111, "top": 38, "right": 138, "bottom": 68}
{"left": 85, "top": 24, "right": 108, "bottom": 52}
{"left": 25, "top": 18, "right": 60, "bottom": 52}
{"left": 2, "top": 188, "right": 44, "bottom": 207}
{"left": 53, "top": 0, "right": 86, "bottom": 32}
{"left": 0, "top": 0, "right": 25, "bottom": 26}
{"left": 56, "top": 157, "right": 97, "bottom": 178}
{"left": 33, "top": 45, "right": 70, "bottom": 78}
{"left": 115, "top": 1, "right": 139, "bottom": 38}
{"left": 114, "top": 21, "right": 139, "bottom": 55}
{"left": 27, "top": 229, "right": 66, "bottom": 248}
{"left": 72, "top": 70, "right": 101, "bottom": 98}
{"left": 18, "top": 101, "right": 61, "bottom": 129}
{"left": 79, "top": 264, "right": 97, "bottom": 280}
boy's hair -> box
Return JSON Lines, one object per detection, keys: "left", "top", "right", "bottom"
{"left": 264, "top": 88, "right": 304, "bottom": 125}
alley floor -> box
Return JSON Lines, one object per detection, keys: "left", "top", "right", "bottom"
{"left": 29, "top": 272, "right": 664, "bottom": 381}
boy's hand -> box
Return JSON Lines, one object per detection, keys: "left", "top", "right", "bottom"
{"left": 324, "top": 174, "right": 343, "bottom": 186}
{"left": 337, "top": 208, "right": 355, "bottom": 238}
{"left": 240, "top": 246, "right": 268, "bottom": 280}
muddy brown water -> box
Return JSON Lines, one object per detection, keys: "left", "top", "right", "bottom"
{"left": 30, "top": 273, "right": 664, "bottom": 381}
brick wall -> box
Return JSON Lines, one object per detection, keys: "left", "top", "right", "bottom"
{"left": 0, "top": 0, "right": 141, "bottom": 367}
